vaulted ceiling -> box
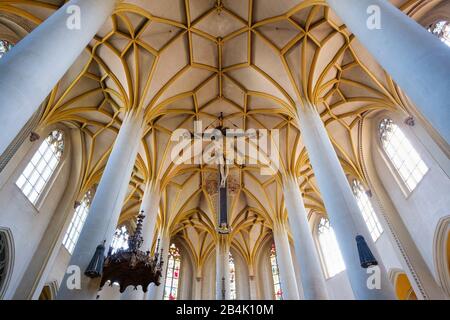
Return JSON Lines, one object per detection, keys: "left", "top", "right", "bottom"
{"left": 0, "top": 0, "right": 441, "bottom": 266}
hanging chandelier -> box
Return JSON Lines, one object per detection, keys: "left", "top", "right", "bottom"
{"left": 95, "top": 212, "right": 164, "bottom": 293}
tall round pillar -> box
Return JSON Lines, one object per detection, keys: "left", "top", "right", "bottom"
{"left": 0, "top": 0, "right": 117, "bottom": 155}
{"left": 326, "top": 0, "right": 450, "bottom": 145}
{"left": 140, "top": 183, "right": 161, "bottom": 252}
{"left": 248, "top": 275, "right": 258, "bottom": 300}
{"left": 272, "top": 222, "right": 300, "bottom": 300}
{"left": 283, "top": 175, "right": 329, "bottom": 300}
{"left": 120, "top": 286, "right": 144, "bottom": 301}
{"left": 57, "top": 110, "right": 145, "bottom": 300}
{"left": 193, "top": 276, "right": 202, "bottom": 300}
{"left": 297, "top": 103, "right": 395, "bottom": 300}
{"left": 215, "top": 235, "right": 231, "bottom": 300}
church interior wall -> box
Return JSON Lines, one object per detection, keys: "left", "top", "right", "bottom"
{"left": 371, "top": 111, "right": 450, "bottom": 281}
{"left": 0, "top": 125, "right": 72, "bottom": 299}
{"left": 0, "top": 0, "right": 448, "bottom": 301}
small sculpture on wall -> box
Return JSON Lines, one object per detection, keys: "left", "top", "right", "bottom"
{"left": 29, "top": 132, "right": 40, "bottom": 142}
{"left": 404, "top": 116, "right": 415, "bottom": 127}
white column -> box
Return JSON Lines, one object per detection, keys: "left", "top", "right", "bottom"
{"left": 283, "top": 175, "right": 329, "bottom": 300}
{"left": 96, "top": 283, "right": 121, "bottom": 300}
{"left": 215, "top": 235, "right": 231, "bottom": 300}
{"left": 121, "top": 182, "right": 161, "bottom": 300}
{"left": 193, "top": 277, "right": 202, "bottom": 300}
{"left": 147, "top": 231, "right": 170, "bottom": 300}
{"left": 0, "top": 0, "right": 117, "bottom": 156}
{"left": 297, "top": 103, "right": 395, "bottom": 300}
{"left": 140, "top": 183, "right": 161, "bottom": 252}
{"left": 249, "top": 275, "right": 258, "bottom": 300}
{"left": 57, "top": 110, "right": 145, "bottom": 300}
{"left": 248, "top": 264, "right": 258, "bottom": 300}
{"left": 120, "top": 286, "right": 144, "bottom": 301}
{"left": 272, "top": 222, "right": 300, "bottom": 300}
{"left": 326, "top": 0, "right": 450, "bottom": 145}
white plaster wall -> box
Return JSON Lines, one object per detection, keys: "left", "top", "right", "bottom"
{"left": 372, "top": 112, "right": 450, "bottom": 281}
{"left": 374, "top": 231, "right": 403, "bottom": 272}
{"left": 97, "top": 282, "right": 121, "bottom": 300}
{"left": 325, "top": 271, "right": 354, "bottom": 300}
{"left": 178, "top": 245, "right": 193, "bottom": 300}
{"left": 0, "top": 129, "right": 71, "bottom": 299}
{"left": 201, "top": 252, "right": 215, "bottom": 299}
{"left": 44, "top": 245, "right": 71, "bottom": 293}
{"left": 230, "top": 249, "right": 250, "bottom": 300}
{"left": 255, "top": 240, "right": 277, "bottom": 300}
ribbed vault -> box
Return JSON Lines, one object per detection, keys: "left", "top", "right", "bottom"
{"left": 0, "top": 0, "right": 441, "bottom": 269}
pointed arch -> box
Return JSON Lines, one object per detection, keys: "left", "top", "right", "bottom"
{"left": 0, "top": 227, "right": 14, "bottom": 299}
{"left": 433, "top": 216, "right": 450, "bottom": 297}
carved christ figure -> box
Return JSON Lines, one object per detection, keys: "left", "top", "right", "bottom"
{"left": 219, "top": 154, "right": 229, "bottom": 188}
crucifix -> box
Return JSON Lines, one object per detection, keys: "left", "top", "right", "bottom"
{"left": 216, "top": 113, "right": 230, "bottom": 234}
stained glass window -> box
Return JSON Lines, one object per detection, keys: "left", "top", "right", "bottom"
{"left": 318, "top": 218, "right": 346, "bottom": 278}
{"left": 62, "top": 190, "right": 93, "bottom": 254}
{"left": 163, "top": 243, "right": 181, "bottom": 300}
{"left": 379, "top": 118, "right": 428, "bottom": 192}
{"left": 0, "top": 40, "right": 13, "bottom": 59}
{"left": 429, "top": 21, "right": 450, "bottom": 46}
{"left": 229, "top": 253, "right": 236, "bottom": 300}
{"left": 352, "top": 180, "right": 383, "bottom": 241}
{"left": 111, "top": 226, "right": 129, "bottom": 253}
{"left": 270, "top": 243, "right": 283, "bottom": 300}
{"left": 16, "top": 130, "right": 64, "bottom": 205}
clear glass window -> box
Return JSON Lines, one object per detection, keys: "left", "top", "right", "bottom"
{"left": 318, "top": 218, "right": 346, "bottom": 278}
{"left": 429, "top": 21, "right": 450, "bottom": 46}
{"left": 111, "top": 226, "right": 129, "bottom": 253}
{"left": 379, "top": 118, "right": 428, "bottom": 192}
{"left": 16, "top": 130, "right": 64, "bottom": 205}
{"left": 62, "top": 190, "right": 93, "bottom": 254}
{"left": 352, "top": 180, "right": 383, "bottom": 241}
{"left": 0, "top": 40, "right": 13, "bottom": 58}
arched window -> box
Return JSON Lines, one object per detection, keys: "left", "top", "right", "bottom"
{"left": 379, "top": 118, "right": 428, "bottom": 192}
{"left": 16, "top": 130, "right": 64, "bottom": 205}
{"left": 164, "top": 243, "right": 181, "bottom": 300}
{"left": 0, "top": 232, "right": 10, "bottom": 296}
{"left": 270, "top": 243, "right": 283, "bottom": 300}
{"left": 111, "top": 226, "right": 129, "bottom": 253}
{"left": 352, "top": 180, "right": 383, "bottom": 241}
{"left": 0, "top": 40, "right": 13, "bottom": 58}
{"left": 229, "top": 253, "right": 236, "bottom": 300}
{"left": 62, "top": 190, "right": 94, "bottom": 254}
{"left": 318, "top": 218, "right": 345, "bottom": 278}
{"left": 429, "top": 21, "right": 450, "bottom": 46}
